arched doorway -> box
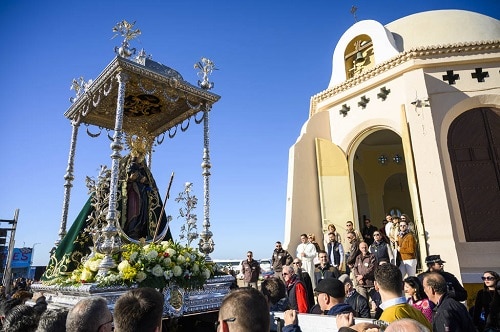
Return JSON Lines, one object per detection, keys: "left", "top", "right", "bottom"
{"left": 353, "top": 130, "right": 412, "bottom": 228}
{"left": 448, "top": 107, "right": 500, "bottom": 242}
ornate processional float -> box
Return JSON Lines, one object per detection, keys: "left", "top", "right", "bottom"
{"left": 32, "top": 20, "right": 234, "bottom": 319}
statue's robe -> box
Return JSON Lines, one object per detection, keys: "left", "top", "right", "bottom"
{"left": 41, "top": 155, "right": 171, "bottom": 282}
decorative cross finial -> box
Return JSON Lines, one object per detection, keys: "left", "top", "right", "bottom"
{"left": 351, "top": 6, "right": 358, "bottom": 22}
{"left": 194, "top": 57, "right": 217, "bottom": 90}
{"left": 112, "top": 20, "right": 141, "bottom": 58}
{"left": 135, "top": 48, "right": 152, "bottom": 65}
{"left": 70, "top": 76, "right": 93, "bottom": 103}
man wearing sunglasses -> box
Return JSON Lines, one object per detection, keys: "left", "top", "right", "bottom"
{"left": 272, "top": 241, "right": 293, "bottom": 281}
{"left": 241, "top": 251, "right": 260, "bottom": 289}
{"left": 418, "top": 255, "right": 467, "bottom": 301}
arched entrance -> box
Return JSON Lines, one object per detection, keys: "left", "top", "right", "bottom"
{"left": 448, "top": 107, "right": 500, "bottom": 242}
{"left": 353, "top": 130, "right": 412, "bottom": 228}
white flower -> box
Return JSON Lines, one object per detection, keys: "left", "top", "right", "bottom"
{"left": 192, "top": 263, "right": 200, "bottom": 273}
{"left": 163, "top": 270, "right": 173, "bottom": 280}
{"left": 146, "top": 250, "right": 158, "bottom": 261}
{"left": 136, "top": 271, "right": 147, "bottom": 283}
{"left": 118, "top": 260, "right": 130, "bottom": 272}
{"left": 151, "top": 264, "right": 164, "bottom": 277}
{"left": 166, "top": 248, "right": 176, "bottom": 257}
{"left": 177, "top": 255, "right": 186, "bottom": 264}
{"left": 130, "top": 252, "right": 138, "bottom": 262}
{"left": 163, "top": 257, "right": 171, "bottom": 265}
{"left": 173, "top": 265, "right": 183, "bottom": 277}
{"left": 202, "top": 268, "right": 211, "bottom": 279}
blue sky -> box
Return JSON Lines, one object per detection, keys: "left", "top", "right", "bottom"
{"left": 1, "top": 1, "right": 498, "bottom": 267}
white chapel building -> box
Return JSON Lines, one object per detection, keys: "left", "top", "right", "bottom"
{"left": 284, "top": 9, "right": 500, "bottom": 296}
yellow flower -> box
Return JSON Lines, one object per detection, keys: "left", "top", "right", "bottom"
{"left": 88, "top": 259, "right": 101, "bottom": 272}
{"left": 118, "top": 260, "right": 130, "bottom": 272}
{"left": 81, "top": 269, "right": 94, "bottom": 282}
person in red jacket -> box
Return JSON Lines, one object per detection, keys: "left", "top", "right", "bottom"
{"left": 283, "top": 265, "right": 309, "bottom": 313}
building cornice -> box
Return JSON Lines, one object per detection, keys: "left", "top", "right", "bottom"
{"left": 310, "top": 40, "right": 500, "bottom": 117}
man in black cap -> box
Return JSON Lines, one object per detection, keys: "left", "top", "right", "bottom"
{"left": 314, "top": 278, "right": 355, "bottom": 315}
{"left": 418, "top": 254, "right": 467, "bottom": 301}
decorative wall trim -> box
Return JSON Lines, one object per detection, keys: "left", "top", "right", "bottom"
{"left": 310, "top": 40, "right": 500, "bottom": 116}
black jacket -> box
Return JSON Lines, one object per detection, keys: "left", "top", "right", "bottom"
{"left": 272, "top": 249, "right": 293, "bottom": 272}
{"left": 432, "top": 293, "right": 476, "bottom": 332}
{"left": 345, "top": 290, "right": 371, "bottom": 318}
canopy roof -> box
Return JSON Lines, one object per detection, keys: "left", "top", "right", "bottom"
{"left": 64, "top": 56, "right": 220, "bottom": 138}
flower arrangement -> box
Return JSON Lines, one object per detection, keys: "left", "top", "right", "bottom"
{"left": 67, "top": 240, "right": 212, "bottom": 290}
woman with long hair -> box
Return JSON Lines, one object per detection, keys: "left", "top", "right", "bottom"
{"left": 485, "top": 279, "right": 500, "bottom": 332}
{"left": 473, "top": 270, "right": 500, "bottom": 331}
{"left": 404, "top": 276, "right": 434, "bottom": 323}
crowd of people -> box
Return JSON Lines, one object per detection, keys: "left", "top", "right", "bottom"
{"left": 219, "top": 259, "right": 500, "bottom": 332}
{"left": 256, "top": 215, "right": 500, "bottom": 332}
{"left": 1, "top": 215, "right": 499, "bottom": 331}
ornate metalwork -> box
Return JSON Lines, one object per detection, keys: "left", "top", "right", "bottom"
{"left": 85, "top": 124, "right": 102, "bottom": 138}
{"left": 85, "top": 165, "right": 113, "bottom": 253}
{"left": 96, "top": 72, "right": 128, "bottom": 276}
{"left": 168, "top": 126, "right": 178, "bottom": 138}
{"left": 163, "top": 88, "right": 180, "bottom": 103}
{"left": 112, "top": 20, "right": 141, "bottom": 59}
{"left": 198, "top": 105, "right": 214, "bottom": 260}
{"left": 194, "top": 111, "right": 205, "bottom": 124}
{"left": 164, "top": 285, "right": 187, "bottom": 317}
{"left": 70, "top": 77, "right": 93, "bottom": 103}
{"left": 135, "top": 48, "right": 152, "bottom": 66}
{"left": 32, "top": 275, "right": 235, "bottom": 318}
{"left": 180, "top": 118, "right": 190, "bottom": 132}
{"left": 194, "top": 58, "right": 217, "bottom": 90}
{"left": 138, "top": 78, "right": 157, "bottom": 94}
{"left": 56, "top": 120, "right": 80, "bottom": 248}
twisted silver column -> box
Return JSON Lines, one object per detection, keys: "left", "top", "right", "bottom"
{"left": 56, "top": 120, "right": 80, "bottom": 248}
{"left": 96, "top": 71, "right": 128, "bottom": 276}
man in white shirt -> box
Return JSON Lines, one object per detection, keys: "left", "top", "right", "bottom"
{"left": 296, "top": 233, "right": 317, "bottom": 289}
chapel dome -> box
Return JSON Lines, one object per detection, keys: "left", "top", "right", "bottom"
{"left": 385, "top": 9, "right": 500, "bottom": 51}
